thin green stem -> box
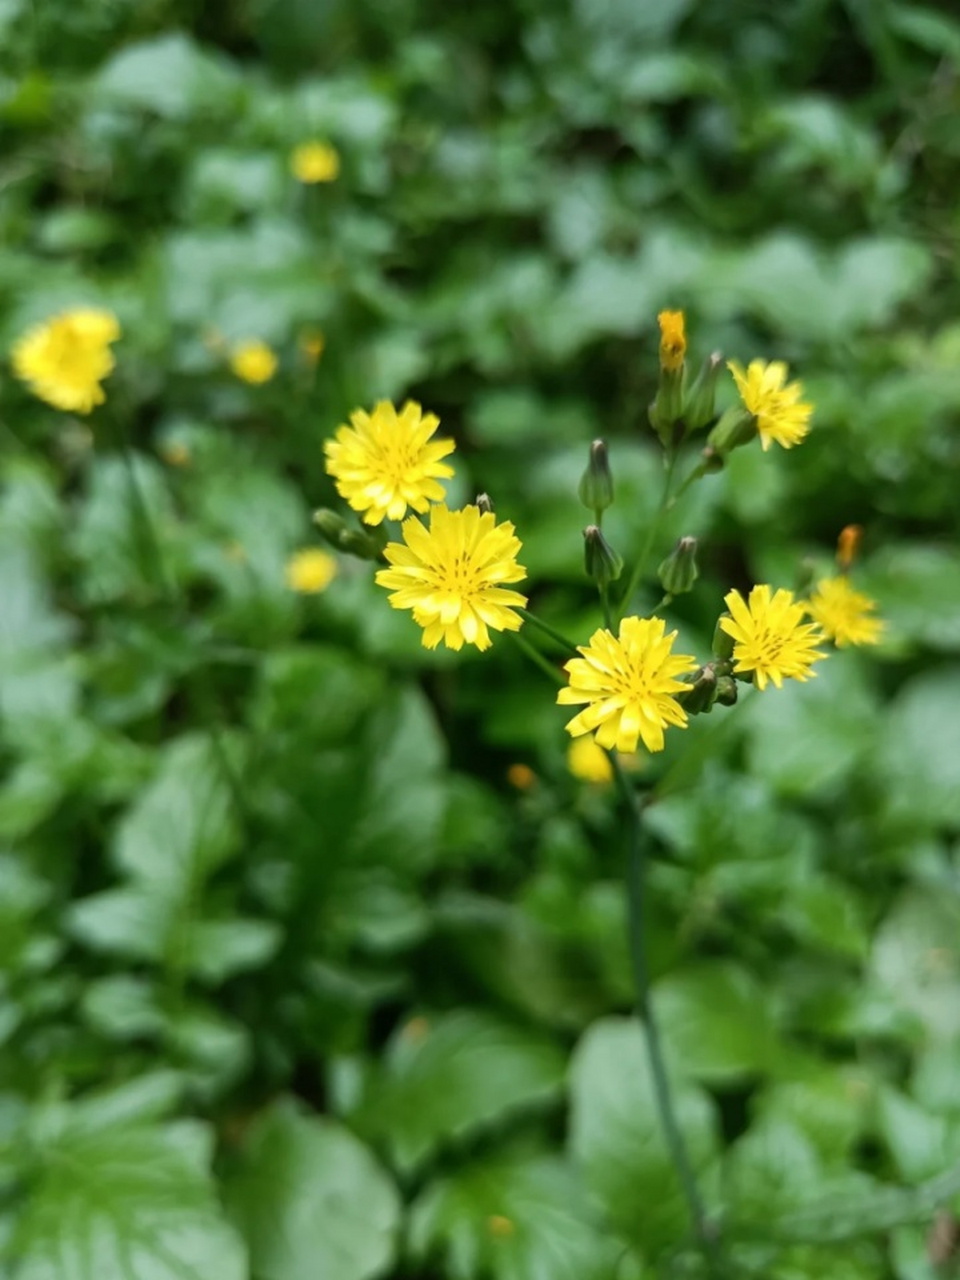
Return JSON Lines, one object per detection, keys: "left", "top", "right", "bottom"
{"left": 510, "top": 631, "right": 564, "bottom": 685}
{"left": 617, "top": 448, "right": 679, "bottom": 623}
{"left": 599, "top": 583, "right": 614, "bottom": 630}
{"left": 517, "top": 608, "right": 579, "bottom": 656}
{"left": 609, "top": 752, "right": 719, "bottom": 1267}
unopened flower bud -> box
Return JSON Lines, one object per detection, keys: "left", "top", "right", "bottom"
{"left": 706, "top": 405, "right": 757, "bottom": 456}
{"left": 836, "top": 524, "right": 863, "bottom": 570}
{"left": 578, "top": 440, "right": 614, "bottom": 516}
{"left": 475, "top": 493, "right": 494, "bottom": 515}
{"left": 583, "top": 525, "right": 623, "bottom": 589}
{"left": 715, "top": 675, "right": 738, "bottom": 706}
{"left": 313, "top": 508, "right": 384, "bottom": 560}
{"left": 683, "top": 351, "right": 722, "bottom": 432}
{"left": 658, "top": 536, "right": 699, "bottom": 596}
{"left": 649, "top": 311, "right": 687, "bottom": 445}
{"left": 677, "top": 665, "right": 718, "bottom": 715}
{"left": 712, "top": 615, "right": 735, "bottom": 662}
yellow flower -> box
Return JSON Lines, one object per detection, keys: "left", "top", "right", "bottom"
{"left": 160, "top": 440, "right": 191, "bottom": 467}
{"left": 325, "top": 400, "right": 455, "bottom": 526}
{"left": 230, "top": 340, "right": 277, "bottom": 385}
{"left": 11, "top": 308, "right": 120, "bottom": 414}
{"left": 507, "top": 763, "right": 537, "bottom": 790}
{"left": 806, "top": 576, "right": 883, "bottom": 648}
{"left": 727, "top": 359, "right": 813, "bottom": 451}
{"left": 720, "top": 585, "right": 826, "bottom": 690}
{"left": 558, "top": 617, "right": 697, "bottom": 754}
{"left": 375, "top": 503, "right": 527, "bottom": 652}
{"left": 567, "top": 737, "right": 613, "bottom": 784}
{"left": 836, "top": 524, "right": 862, "bottom": 570}
{"left": 285, "top": 548, "right": 338, "bottom": 594}
{"left": 299, "top": 329, "right": 326, "bottom": 364}
{"left": 290, "top": 141, "right": 340, "bottom": 184}
{"left": 658, "top": 310, "right": 686, "bottom": 371}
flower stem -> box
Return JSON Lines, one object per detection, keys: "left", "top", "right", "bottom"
{"left": 510, "top": 631, "right": 564, "bottom": 685}
{"left": 517, "top": 608, "right": 579, "bottom": 656}
{"left": 608, "top": 752, "right": 719, "bottom": 1267}
{"left": 616, "top": 448, "right": 679, "bottom": 623}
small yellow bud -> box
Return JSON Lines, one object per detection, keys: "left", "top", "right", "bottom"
{"left": 836, "top": 524, "right": 863, "bottom": 570}
{"left": 487, "top": 1215, "right": 515, "bottom": 1239}
{"left": 507, "top": 763, "right": 537, "bottom": 790}
{"left": 658, "top": 310, "right": 686, "bottom": 372}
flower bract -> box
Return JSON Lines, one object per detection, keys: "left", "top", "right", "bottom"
{"left": 375, "top": 503, "right": 527, "bottom": 651}
{"left": 291, "top": 141, "right": 340, "bottom": 183}
{"left": 285, "top": 548, "right": 338, "bottom": 594}
{"left": 805, "top": 576, "right": 883, "bottom": 647}
{"left": 325, "top": 400, "right": 455, "bottom": 526}
{"left": 12, "top": 308, "right": 120, "bottom": 414}
{"left": 720, "top": 584, "right": 826, "bottom": 690}
{"left": 557, "top": 617, "right": 697, "bottom": 754}
{"left": 230, "top": 340, "right": 277, "bottom": 385}
{"left": 727, "top": 359, "right": 813, "bottom": 451}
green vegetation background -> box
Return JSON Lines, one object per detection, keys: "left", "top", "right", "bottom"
{"left": 2, "top": 1, "right": 960, "bottom": 1277}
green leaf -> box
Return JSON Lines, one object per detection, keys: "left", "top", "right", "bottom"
{"left": 859, "top": 544, "right": 960, "bottom": 652}
{"left": 873, "top": 668, "right": 960, "bottom": 828}
{"left": 355, "top": 1010, "right": 566, "bottom": 1173}
{"left": 409, "top": 1151, "right": 636, "bottom": 1280}
{"left": 225, "top": 1098, "right": 399, "bottom": 1280}
{"left": 725, "top": 1118, "right": 823, "bottom": 1220}
{"left": 653, "top": 962, "right": 781, "bottom": 1083}
{"left": 95, "top": 34, "right": 242, "bottom": 120}
{"left": 877, "top": 1087, "right": 960, "bottom": 1183}
{"left": 870, "top": 888, "right": 960, "bottom": 1042}
{"left": 568, "top": 1017, "right": 719, "bottom": 1255}
{"left": 15, "top": 1123, "right": 246, "bottom": 1280}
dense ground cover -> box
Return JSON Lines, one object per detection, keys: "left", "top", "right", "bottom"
{"left": 2, "top": 0, "right": 960, "bottom": 1277}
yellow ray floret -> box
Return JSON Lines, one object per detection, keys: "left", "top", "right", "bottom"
{"left": 720, "top": 584, "right": 826, "bottom": 690}
{"left": 727, "top": 359, "right": 813, "bottom": 451}
{"left": 12, "top": 308, "right": 120, "bottom": 414}
{"left": 375, "top": 503, "right": 527, "bottom": 652}
{"left": 325, "top": 400, "right": 455, "bottom": 526}
{"left": 805, "top": 576, "right": 883, "bottom": 648}
{"left": 558, "top": 617, "right": 697, "bottom": 754}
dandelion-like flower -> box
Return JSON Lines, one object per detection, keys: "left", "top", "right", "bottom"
{"left": 728, "top": 359, "right": 813, "bottom": 451}
{"left": 806, "top": 576, "right": 883, "bottom": 648}
{"left": 285, "top": 548, "right": 338, "bottom": 594}
{"left": 375, "top": 503, "right": 527, "bottom": 651}
{"left": 325, "top": 400, "right": 455, "bottom": 527}
{"left": 230, "top": 340, "right": 277, "bottom": 385}
{"left": 12, "top": 308, "right": 120, "bottom": 414}
{"left": 558, "top": 617, "right": 697, "bottom": 754}
{"left": 720, "top": 585, "right": 826, "bottom": 690}
{"left": 290, "top": 141, "right": 340, "bottom": 184}
{"left": 658, "top": 310, "right": 686, "bottom": 371}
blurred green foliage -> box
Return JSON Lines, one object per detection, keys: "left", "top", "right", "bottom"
{"left": 1, "top": 0, "right": 960, "bottom": 1277}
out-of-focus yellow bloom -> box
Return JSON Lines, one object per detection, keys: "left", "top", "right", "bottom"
{"left": 558, "top": 617, "right": 697, "bottom": 754}
{"left": 727, "top": 359, "right": 813, "bottom": 451}
{"left": 836, "top": 525, "right": 863, "bottom": 570}
{"left": 11, "top": 307, "right": 120, "bottom": 414}
{"left": 567, "top": 737, "right": 613, "bottom": 784}
{"left": 720, "top": 585, "right": 826, "bottom": 690}
{"left": 230, "top": 340, "right": 277, "bottom": 385}
{"left": 160, "top": 440, "right": 191, "bottom": 467}
{"left": 299, "top": 329, "right": 326, "bottom": 364}
{"left": 658, "top": 310, "right": 686, "bottom": 371}
{"left": 290, "top": 141, "right": 340, "bottom": 183}
{"left": 376, "top": 503, "right": 527, "bottom": 652}
{"left": 325, "top": 400, "right": 455, "bottom": 526}
{"left": 285, "top": 548, "right": 338, "bottom": 594}
{"left": 507, "top": 763, "right": 537, "bottom": 790}
{"left": 487, "top": 1216, "right": 515, "bottom": 1239}
{"left": 806, "top": 577, "right": 883, "bottom": 648}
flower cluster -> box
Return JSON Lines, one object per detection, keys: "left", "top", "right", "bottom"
{"left": 12, "top": 308, "right": 120, "bottom": 413}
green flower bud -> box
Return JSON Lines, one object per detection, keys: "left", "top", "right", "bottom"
{"left": 583, "top": 525, "right": 623, "bottom": 589}
{"left": 578, "top": 440, "right": 614, "bottom": 516}
{"left": 658, "top": 536, "right": 699, "bottom": 596}
{"left": 677, "top": 665, "right": 718, "bottom": 715}
{"left": 475, "top": 492, "right": 495, "bottom": 515}
{"left": 706, "top": 405, "right": 757, "bottom": 456}
{"left": 313, "top": 508, "right": 385, "bottom": 560}
{"left": 712, "top": 614, "right": 735, "bottom": 662}
{"left": 715, "top": 675, "right": 738, "bottom": 706}
{"left": 649, "top": 369, "right": 685, "bottom": 446}
{"left": 683, "top": 351, "right": 723, "bottom": 432}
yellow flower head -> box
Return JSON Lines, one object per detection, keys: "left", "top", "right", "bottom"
{"left": 806, "top": 576, "right": 883, "bottom": 648}
{"left": 567, "top": 737, "right": 613, "bottom": 784}
{"left": 375, "top": 503, "right": 527, "bottom": 652}
{"left": 285, "top": 548, "right": 338, "bottom": 594}
{"left": 558, "top": 617, "right": 697, "bottom": 754}
{"left": 507, "top": 763, "right": 537, "bottom": 791}
{"left": 230, "top": 340, "right": 277, "bottom": 385}
{"left": 325, "top": 400, "right": 455, "bottom": 527}
{"left": 12, "top": 308, "right": 120, "bottom": 414}
{"left": 720, "top": 585, "right": 826, "bottom": 690}
{"left": 658, "top": 310, "right": 686, "bottom": 372}
{"left": 727, "top": 359, "right": 813, "bottom": 451}
{"left": 291, "top": 141, "right": 340, "bottom": 184}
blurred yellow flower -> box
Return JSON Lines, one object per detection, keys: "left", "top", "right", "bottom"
{"left": 230, "top": 340, "right": 277, "bottom": 385}
{"left": 727, "top": 359, "right": 813, "bottom": 451}
{"left": 658, "top": 310, "right": 686, "bottom": 371}
{"left": 567, "top": 737, "right": 613, "bottom": 784}
{"left": 720, "top": 585, "right": 825, "bottom": 690}
{"left": 299, "top": 329, "right": 326, "bottom": 364}
{"left": 375, "top": 503, "right": 527, "bottom": 652}
{"left": 291, "top": 141, "right": 340, "bottom": 183}
{"left": 558, "top": 617, "right": 697, "bottom": 754}
{"left": 836, "top": 524, "right": 863, "bottom": 569}
{"left": 507, "top": 763, "right": 537, "bottom": 790}
{"left": 11, "top": 307, "right": 120, "bottom": 414}
{"left": 806, "top": 576, "right": 883, "bottom": 648}
{"left": 325, "top": 400, "right": 455, "bottom": 526}
{"left": 285, "top": 548, "right": 338, "bottom": 594}
{"left": 160, "top": 440, "right": 191, "bottom": 467}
